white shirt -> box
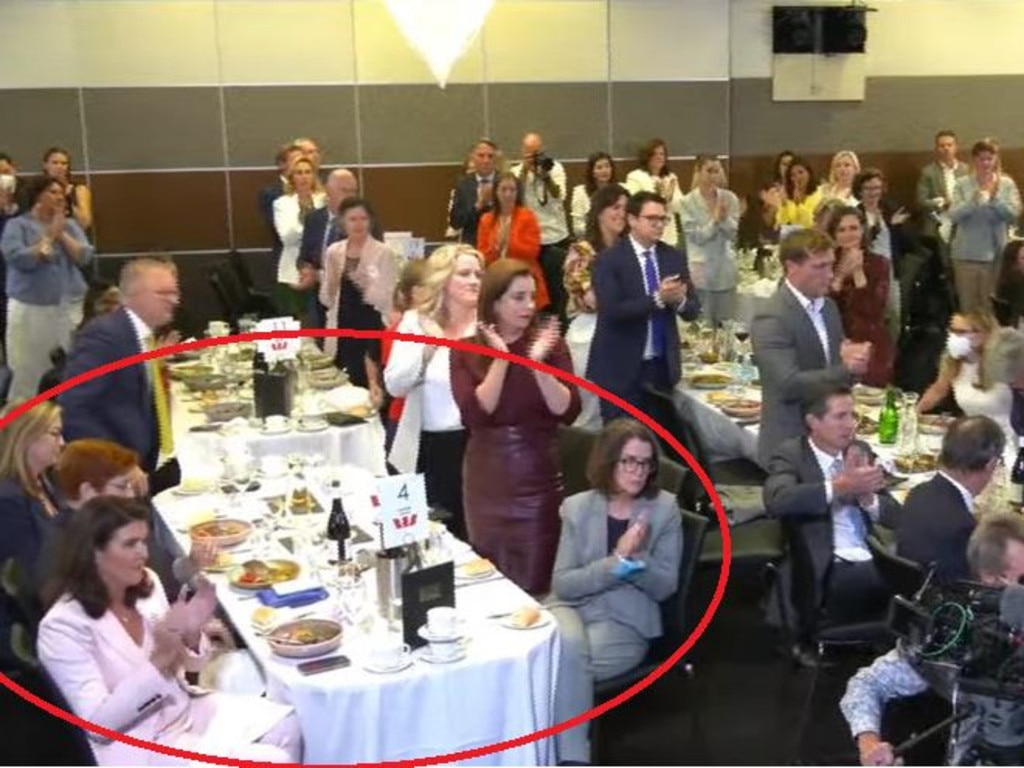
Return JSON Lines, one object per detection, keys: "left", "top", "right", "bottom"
{"left": 785, "top": 279, "right": 831, "bottom": 364}
{"left": 509, "top": 162, "right": 569, "bottom": 244}
{"left": 940, "top": 161, "right": 958, "bottom": 202}
{"left": 808, "top": 439, "right": 874, "bottom": 562}
{"left": 937, "top": 470, "right": 975, "bottom": 514}
{"left": 125, "top": 307, "right": 153, "bottom": 382}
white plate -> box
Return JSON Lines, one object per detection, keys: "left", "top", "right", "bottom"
{"left": 415, "top": 646, "right": 467, "bottom": 665}
{"left": 261, "top": 426, "right": 292, "bottom": 436}
{"left": 455, "top": 563, "right": 497, "bottom": 581}
{"left": 500, "top": 612, "right": 552, "bottom": 631}
{"left": 362, "top": 656, "right": 414, "bottom": 675}
{"left": 417, "top": 625, "right": 463, "bottom": 644}
{"left": 173, "top": 484, "right": 216, "bottom": 497}
{"left": 297, "top": 422, "right": 330, "bottom": 433}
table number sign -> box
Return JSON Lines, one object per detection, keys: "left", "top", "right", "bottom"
{"left": 401, "top": 562, "right": 455, "bottom": 649}
{"left": 376, "top": 473, "right": 429, "bottom": 549}
{"left": 255, "top": 316, "right": 301, "bottom": 364}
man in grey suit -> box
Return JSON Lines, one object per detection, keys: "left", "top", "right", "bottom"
{"left": 916, "top": 129, "right": 969, "bottom": 245}
{"left": 751, "top": 229, "right": 871, "bottom": 466}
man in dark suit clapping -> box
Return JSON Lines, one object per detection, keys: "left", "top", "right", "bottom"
{"left": 587, "top": 191, "right": 701, "bottom": 422}
{"left": 897, "top": 415, "right": 1006, "bottom": 583}
{"left": 60, "top": 258, "right": 181, "bottom": 493}
{"left": 751, "top": 229, "right": 872, "bottom": 466}
{"left": 449, "top": 139, "right": 498, "bottom": 248}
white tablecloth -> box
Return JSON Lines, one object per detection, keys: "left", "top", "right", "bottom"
{"left": 152, "top": 473, "right": 559, "bottom": 765}
{"left": 172, "top": 383, "right": 388, "bottom": 478}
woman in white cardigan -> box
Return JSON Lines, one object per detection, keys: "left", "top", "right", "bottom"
{"left": 679, "top": 155, "right": 741, "bottom": 327}
{"left": 624, "top": 138, "right": 685, "bottom": 247}
{"left": 37, "top": 497, "right": 301, "bottom": 765}
{"left": 273, "top": 156, "right": 325, "bottom": 315}
{"left": 384, "top": 244, "right": 483, "bottom": 541}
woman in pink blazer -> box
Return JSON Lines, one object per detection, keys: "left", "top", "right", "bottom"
{"left": 37, "top": 497, "right": 302, "bottom": 765}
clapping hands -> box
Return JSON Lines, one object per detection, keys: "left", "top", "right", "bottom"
{"left": 478, "top": 322, "right": 509, "bottom": 354}
{"left": 840, "top": 339, "right": 872, "bottom": 377}
{"left": 527, "top": 316, "right": 562, "bottom": 362}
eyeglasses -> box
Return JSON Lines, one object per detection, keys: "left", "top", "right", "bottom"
{"left": 618, "top": 456, "right": 655, "bottom": 472}
{"left": 638, "top": 215, "right": 671, "bottom": 225}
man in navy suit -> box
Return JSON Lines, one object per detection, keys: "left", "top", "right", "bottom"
{"left": 448, "top": 138, "right": 498, "bottom": 247}
{"left": 588, "top": 191, "right": 700, "bottom": 422}
{"left": 60, "top": 258, "right": 181, "bottom": 491}
{"left": 897, "top": 415, "right": 1005, "bottom": 583}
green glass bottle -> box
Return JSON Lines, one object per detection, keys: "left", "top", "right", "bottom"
{"left": 877, "top": 387, "right": 900, "bottom": 445}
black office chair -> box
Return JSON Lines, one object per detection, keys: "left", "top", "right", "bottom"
{"left": 228, "top": 251, "right": 276, "bottom": 316}
{"left": 867, "top": 533, "right": 929, "bottom": 599}
{"left": 209, "top": 260, "right": 276, "bottom": 326}
{"left": 591, "top": 510, "right": 709, "bottom": 760}
{"left": 557, "top": 426, "right": 600, "bottom": 499}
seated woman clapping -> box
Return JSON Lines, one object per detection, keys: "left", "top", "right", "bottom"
{"left": 37, "top": 497, "right": 302, "bottom": 765}
{"left": 547, "top": 419, "right": 683, "bottom": 765}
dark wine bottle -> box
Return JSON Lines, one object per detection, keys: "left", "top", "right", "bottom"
{"left": 1011, "top": 437, "right": 1024, "bottom": 506}
{"left": 326, "top": 480, "right": 351, "bottom": 563}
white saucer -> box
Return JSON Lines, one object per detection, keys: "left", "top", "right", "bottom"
{"left": 415, "top": 646, "right": 467, "bottom": 665}
{"left": 500, "top": 612, "right": 552, "bottom": 631}
{"left": 363, "top": 656, "right": 414, "bottom": 674}
{"left": 261, "top": 425, "right": 292, "bottom": 436}
{"left": 417, "top": 625, "right": 463, "bottom": 644}
{"left": 173, "top": 486, "right": 213, "bottom": 497}
{"left": 455, "top": 565, "right": 497, "bottom": 581}
{"left": 297, "top": 422, "right": 330, "bottom": 433}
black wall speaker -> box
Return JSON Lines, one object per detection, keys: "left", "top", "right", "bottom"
{"left": 772, "top": 7, "right": 816, "bottom": 54}
{"left": 822, "top": 7, "right": 867, "bottom": 53}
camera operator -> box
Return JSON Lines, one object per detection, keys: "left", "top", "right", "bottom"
{"left": 840, "top": 514, "right": 1024, "bottom": 766}
{"left": 511, "top": 132, "right": 570, "bottom": 324}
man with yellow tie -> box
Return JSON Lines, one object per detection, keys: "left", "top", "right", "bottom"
{"left": 61, "top": 257, "right": 182, "bottom": 494}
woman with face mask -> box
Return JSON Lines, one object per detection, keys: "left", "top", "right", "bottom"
{"left": 918, "top": 312, "right": 1015, "bottom": 456}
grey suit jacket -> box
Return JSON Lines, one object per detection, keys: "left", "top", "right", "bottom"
{"left": 751, "top": 283, "right": 852, "bottom": 465}
{"left": 916, "top": 161, "right": 969, "bottom": 213}
{"left": 550, "top": 489, "right": 682, "bottom": 640}
{"left": 949, "top": 174, "right": 1022, "bottom": 263}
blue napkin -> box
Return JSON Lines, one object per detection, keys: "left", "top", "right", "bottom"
{"left": 256, "top": 586, "right": 329, "bottom": 609}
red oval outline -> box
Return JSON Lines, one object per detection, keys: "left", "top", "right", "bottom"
{"left": 0, "top": 328, "right": 733, "bottom": 767}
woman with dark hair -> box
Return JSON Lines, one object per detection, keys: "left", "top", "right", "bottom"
{"left": 776, "top": 157, "right": 822, "bottom": 229}
{"left": 992, "top": 239, "right": 1024, "bottom": 327}
{"left": 625, "top": 139, "right": 685, "bottom": 246}
{"left": 773, "top": 150, "right": 796, "bottom": 188}
{"left": 450, "top": 259, "right": 580, "bottom": 594}
{"left": 563, "top": 185, "right": 629, "bottom": 431}
{"left": 476, "top": 171, "right": 549, "bottom": 309}
{"left": 547, "top": 419, "right": 683, "bottom": 765}
{"left": 1, "top": 175, "right": 94, "bottom": 400}
{"left": 37, "top": 497, "right": 301, "bottom": 764}
{"left": 0, "top": 401, "right": 64, "bottom": 668}
{"left": 569, "top": 151, "right": 617, "bottom": 238}
{"left": 320, "top": 197, "right": 399, "bottom": 406}
{"left": 40, "top": 147, "right": 93, "bottom": 232}
{"left": 828, "top": 207, "right": 893, "bottom": 386}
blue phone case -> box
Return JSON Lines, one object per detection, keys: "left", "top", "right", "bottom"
{"left": 256, "top": 586, "right": 329, "bottom": 608}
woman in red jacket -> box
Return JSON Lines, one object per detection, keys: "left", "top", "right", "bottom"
{"left": 476, "top": 172, "right": 550, "bottom": 309}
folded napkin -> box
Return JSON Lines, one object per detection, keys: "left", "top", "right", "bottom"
{"left": 258, "top": 578, "right": 328, "bottom": 608}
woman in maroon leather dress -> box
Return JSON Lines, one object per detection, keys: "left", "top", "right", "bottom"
{"left": 451, "top": 259, "right": 581, "bottom": 595}
{"left": 828, "top": 206, "right": 894, "bottom": 387}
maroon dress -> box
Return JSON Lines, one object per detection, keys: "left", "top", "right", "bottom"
{"left": 831, "top": 249, "right": 894, "bottom": 387}
{"left": 450, "top": 333, "right": 581, "bottom": 595}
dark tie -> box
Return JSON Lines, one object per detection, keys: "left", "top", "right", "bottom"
{"left": 643, "top": 250, "right": 666, "bottom": 357}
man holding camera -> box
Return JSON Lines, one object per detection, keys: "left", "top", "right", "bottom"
{"left": 511, "top": 132, "right": 570, "bottom": 323}
{"left": 840, "top": 514, "right": 1024, "bottom": 766}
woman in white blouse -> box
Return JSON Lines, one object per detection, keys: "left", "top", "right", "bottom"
{"left": 272, "top": 156, "right": 325, "bottom": 315}
{"left": 819, "top": 150, "right": 861, "bottom": 205}
{"left": 624, "top": 139, "right": 685, "bottom": 247}
{"left": 384, "top": 244, "right": 483, "bottom": 541}
{"left": 679, "top": 156, "right": 740, "bottom": 328}
{"left": 569, "top": 152, "right": 617, "bottom": 239}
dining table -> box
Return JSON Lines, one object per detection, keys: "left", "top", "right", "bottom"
{"left": 151, "top": 464, "right": 561, "bottom": 765}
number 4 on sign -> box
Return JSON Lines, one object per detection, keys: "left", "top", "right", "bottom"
{"left": 376, "top": 474, "right": 429, "bottom": 549}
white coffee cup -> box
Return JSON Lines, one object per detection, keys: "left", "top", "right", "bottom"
{"left": 261, "top": 455, "right": 288, "bottom": 477}
{"left": 428, "top": 638, "right": 460, "bottom": 661}
{"left": 207, "top": 320, "right": 231, "bottom": 338}
{"left": 300, "top": 415, "right": 327, "bottom": 429}
{"left": 369, "top": 637, "right": 411, "bottom": 669}
{"left": 264, "top": 415, "right": 288, "bottom": 431}
{"left": 427, "top": 606, "right": 458, "bottom": 638}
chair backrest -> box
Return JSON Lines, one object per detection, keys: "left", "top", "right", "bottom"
{"left": 652, "top": 509, "right": 709, "bottom": 658}
{"left": 229, "top": 250, "right": 256, "bottom": 292}
{"left": 642, "top": 385, "right": 713, "bottom": 512}
{"left": 557, "top": 426, "right": 598, "bottom": 499}
{"left": 868, "top": 533, "right": 928, "bottom": 598}
{"left": 656, "top": 456, "right": 689, "bottom": 504}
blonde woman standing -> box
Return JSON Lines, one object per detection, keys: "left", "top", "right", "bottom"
{"left": 819, "top": 150, "right": 861, "bottom": 205}
{"left": 273, "top": 156, "right": 325, "bottom": 315}
{"left": 384, "top": 245, "right": 483, "bottom": 540}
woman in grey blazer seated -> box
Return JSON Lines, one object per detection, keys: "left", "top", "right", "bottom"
{"left": 548, "top": 419, "right": 683, "bottom": 764}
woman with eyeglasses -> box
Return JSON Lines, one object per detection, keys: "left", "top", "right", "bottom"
{"left": 546, "top": 419, "right": 682, "bottom": 765}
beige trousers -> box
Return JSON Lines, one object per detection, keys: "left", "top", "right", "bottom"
{"left": 953, "top": 260, "right": 998, "bottom": 315}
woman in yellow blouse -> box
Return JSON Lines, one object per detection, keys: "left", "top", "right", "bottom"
{"left": 776, "top": 157, "right": 822, "bottom": 229}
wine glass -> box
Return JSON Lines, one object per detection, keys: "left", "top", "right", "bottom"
{"left": 224, "top": 454, "right": 254, "bottom": 514}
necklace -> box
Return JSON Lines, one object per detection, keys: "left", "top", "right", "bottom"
{"left": 110, "top": 605, "right": 136, "bottom": 625}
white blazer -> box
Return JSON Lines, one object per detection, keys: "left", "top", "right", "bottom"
{"left": 624, "top": 169, "right": 685, "bottom": 246}
{"left": 37, "top": 571, "right": 293, "bottom": 765}
{"left": 273, "top": 192, "right": 326, "bottom": 285}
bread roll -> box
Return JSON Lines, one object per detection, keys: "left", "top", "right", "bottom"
{"left": 511, "top": 606, "right": 541, "bottom": 628}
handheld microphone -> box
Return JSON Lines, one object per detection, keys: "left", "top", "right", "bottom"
{"left": 171, "top": 556, "right": 202, "bottom": 599}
